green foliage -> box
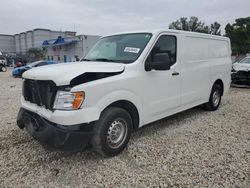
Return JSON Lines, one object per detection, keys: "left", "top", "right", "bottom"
{"left": 26, "top": 48, "right": 45, "bottom": 62}
{"left": 169, "top": 16, "right": 221, "bottom": 35}
{"left": 225, "top": 17, "right": 250, "bottom": 55}
{"left": 210, "top": 22, "right": 221, "bottom": 35}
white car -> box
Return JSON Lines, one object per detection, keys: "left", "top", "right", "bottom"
{"left": 17, "top": 29, "right": 232, "bottom": 156}
{"left": 232, "top": 57, "right": 250, "bottom": 71}
{"left": 0, "top": 56, "right": 7, "bottom": 72}
{"left": 231, "top": 57, "right": 250, "bottom": 85}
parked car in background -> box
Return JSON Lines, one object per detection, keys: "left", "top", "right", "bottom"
{"left": 12, "top": 60, "right": 57, "bottom": 77}
{"left": 0, "top": 59, "right": 7, "bottom": 72}
{"left": 231, "top": 56, "right": 250, "bottom": 85}
{"left": 0, "top": 56, "right": 7, "bottom": 72}
{"left": 0, "top": 56, "right": 7, "bottom": 65}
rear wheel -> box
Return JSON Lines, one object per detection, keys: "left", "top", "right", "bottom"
{"left": 205, "top": 84, "right": 222, "bottom": 111}
{"left": 91, "top": 107, "right": 132, "bottom": 157}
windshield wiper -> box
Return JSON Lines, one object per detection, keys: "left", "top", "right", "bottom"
{"left": 94, "top": 58, "right": 114, "bottom": 62}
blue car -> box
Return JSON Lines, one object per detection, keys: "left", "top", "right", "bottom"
{"left": 12, "top": 60, "right": 57, "bottom": 77}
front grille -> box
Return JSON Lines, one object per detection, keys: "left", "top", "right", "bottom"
{"left": 236, "top": 71, "right": 250, "bottom": 78}
{"left": 23, "top": 79, "right": 57, "bottom": 110}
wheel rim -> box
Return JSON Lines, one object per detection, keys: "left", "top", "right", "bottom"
{"left": 212, "top": 90, "right": 220, "bottom": 107}
{"left": 107, "top": 118, "right": 128, "bottom": 149}
{"left": 2, "top": 67, "right": 6, "bottom": 72}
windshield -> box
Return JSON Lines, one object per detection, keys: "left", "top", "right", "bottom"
{"left": 83, "top": 33, "right": 152, "bottom": 64}
{"left": 239, "top": 58, "right": 250, "bottom": 64}
{"left": 27, "top": 61, "right": 41, "bottom": 67}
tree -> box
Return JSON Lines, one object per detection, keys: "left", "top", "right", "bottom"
{"left": 169, "top": 16, "right": 205, "bottom": 32}
{"left": 210, "top": 22, "right": 221, "bottom": 35}
{"left": 26, "top": 48, "right": 45, "bottom": 62}
{"left": 225, "top": 17, "right": 250, "bottom": 55}
{"left": 169, "top": 16, "right": 221, "bottom": 35}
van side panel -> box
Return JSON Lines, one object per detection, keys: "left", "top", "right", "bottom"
{"left": 209, "top": 39, "right": 231, "bottom": 94}
{"left": 180, "top": 35, "right": 211, "bottom": 106}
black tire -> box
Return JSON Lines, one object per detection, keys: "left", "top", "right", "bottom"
{"left": 91, "top": 107, "right": 132, "bottom": 157}
{"left": 204, "top": 84, "right": 222, "bottom": 111}
{"left": 1, "top": 66, "right": 7, "bottom": 72}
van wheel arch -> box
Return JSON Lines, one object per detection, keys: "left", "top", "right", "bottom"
{"left": 103, "top": 100, "right": 140, "bottom": 131}
{"left": 204, "top": 80, "right": 224, "bottom": 111}
{"left": 213, "top": 79, "right": 224, "bottom": 96}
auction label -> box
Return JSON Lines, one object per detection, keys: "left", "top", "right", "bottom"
{"left": 124, "top": 47, "right": 140, "bottom": 54}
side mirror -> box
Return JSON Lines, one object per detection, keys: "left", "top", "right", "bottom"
{"left": 145, "top": 53, "right": 172, "bottom": 71}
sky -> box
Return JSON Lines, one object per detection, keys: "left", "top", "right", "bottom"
{"left": 0, "top": 0, "right": 249, "bottom": 36}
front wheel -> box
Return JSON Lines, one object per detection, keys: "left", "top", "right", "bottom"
{"left": 204, "top": 84, "right": 222, "bottom": 111}
{"left": 91, "top": 107, "right": 132, "bottom": 157}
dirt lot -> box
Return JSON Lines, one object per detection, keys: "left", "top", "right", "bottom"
{"left": 0, "top": 69, "right": 249, "bottom": 188}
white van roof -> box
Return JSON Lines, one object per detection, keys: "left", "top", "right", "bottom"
{"left": 103, "top": 29, "right": 229, "bottom": 41}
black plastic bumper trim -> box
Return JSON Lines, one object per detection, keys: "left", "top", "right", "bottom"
{"left": 17, "top": 108, "right": 94, "bottom": 152}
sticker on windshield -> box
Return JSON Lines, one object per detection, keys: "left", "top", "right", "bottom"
{"left": 124, "top": 47, "right": 140, "bottom": 54}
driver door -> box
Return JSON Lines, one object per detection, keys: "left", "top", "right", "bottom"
{"left": 142, "top": 34, "right": 181, "bottom": 123}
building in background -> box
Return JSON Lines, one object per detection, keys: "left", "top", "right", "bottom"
{"left": 0, "top": 28, "right": 77, "bottom": 54}
{"left": 42, "top": 35, "right": 100, "bottom": 62}
{"left": 0, "top": 34, "right": 16, "bottom": 54}
{"left": 0, "top": 28, "right": 100, "bottom": 62}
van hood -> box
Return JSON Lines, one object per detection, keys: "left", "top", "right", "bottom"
{"left": 23, "top": 61, "right": 125, "bottom": 86}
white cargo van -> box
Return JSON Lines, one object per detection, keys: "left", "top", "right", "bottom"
{"left": 17, "top": 29, "right": 231, "bottom": 156}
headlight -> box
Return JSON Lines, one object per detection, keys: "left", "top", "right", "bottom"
{"left": 53, "top": 91, "right": 85, "bottom": 110}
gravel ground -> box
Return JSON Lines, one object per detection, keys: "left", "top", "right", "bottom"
{"left": 0, "top": 69, "right": 249, "bottom": 188}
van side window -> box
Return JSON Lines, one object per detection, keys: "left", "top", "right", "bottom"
{"left": 146, "top": 35, "right": 177, "bottom": 65}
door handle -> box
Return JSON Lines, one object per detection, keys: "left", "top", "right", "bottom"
{"left": 172, "top": 72, "right": 180, "bottom": 76}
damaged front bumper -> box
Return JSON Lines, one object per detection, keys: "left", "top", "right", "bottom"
{"left": 17, "top": 108, "right": 94, "bottom": 152}
{"left": 231, "top": 70, "right": 250, "bottom": 85}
